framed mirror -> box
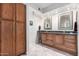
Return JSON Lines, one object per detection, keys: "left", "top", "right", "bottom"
{"left": 44, "top": 17, "right": 52, "bottom": 30}
{"left": 58, "top": 11, "right": 73, "bottom": 30}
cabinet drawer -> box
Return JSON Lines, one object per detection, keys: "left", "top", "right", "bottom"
{"left": 64, "top": 42, "right": 76, "bottom": 49}
{"left": 64, "top": 38, "right": 76, "bottom": 43}
{"left": 41, "top": 34, "right": 47, "bottom": 40}
{"left": 64, "top": 35, "right": 76, "bottom": 39}
{"left": 42, "top": 40, "right": 54, "bottom": 46}
{"left": 41, "top": 33, "right": 47, "bottom": 37}
{"left": 47, "top": 34, "right": 53, "bottom": 40}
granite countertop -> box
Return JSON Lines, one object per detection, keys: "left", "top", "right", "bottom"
{"left": 38, "top": 30, "right": 77, "bottom": 35}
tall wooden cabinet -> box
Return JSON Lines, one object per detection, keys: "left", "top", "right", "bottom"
{"left": 15, "top": 4, "right": 26, "bottom": 56}
{"left": 0, "top": 3, "right": 26, "bottom": 56}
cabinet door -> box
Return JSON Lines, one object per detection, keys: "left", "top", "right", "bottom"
{"left": 41, "top": 33, "right": 47, "bottom": 42}
{"left": 16, "top": 4, "right": 26, "bottom": 22}
{"left": 64, "top": 42, "right": 76, "bottom": 49}
{"left": 47, "top": 34, "right": 55, "bottom": 41}
{"left": 1, "top": 3, "right": 15, "bottom": 20}
{"left": 16, "top": 22, "right": 26, "bottom": 55}
{"left": 0, "top": 21, "right": 13, "bottom": 56}
{"left": 41, "top": 33, "right": 55, "bottom": 46}
{"left": 55, "top": 35, "right": 64, "bottom": 45}
{"left": 64, "top": 35, "right": 77, "bottom": 50}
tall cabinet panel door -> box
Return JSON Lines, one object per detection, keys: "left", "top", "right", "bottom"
{"left": 16, "top": 22, "right": 26, "bottom": 55}
{"left": 16, "top": 4, "right": 26, "bottom": 22}
{"left": 0, "top": 21, "right": 13, "bottom": 56}
{"left": 1, "top": 4, "right": 15, "bottom": 20}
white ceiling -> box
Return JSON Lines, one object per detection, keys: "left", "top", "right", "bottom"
{"left": 31, "top": 3, "right": 52, "bottom": 9}
{"left": 29, "top": 3, "right": 70, "bottom": 13}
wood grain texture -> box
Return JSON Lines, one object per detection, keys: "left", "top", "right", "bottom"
{"left": 41, "top": 33, "right": 47, "bottom": 41}
{"left": 1, "top": 21, "right": 13, "bottom": 56}
{"left": 16, "top": 4, "right": 26, "bottom": 22}
{"left": 16, "top": 22, "right": 26, "bottom": 55}
{"left": 0, "top": 3, "right": 26, "bottom": 56}
{"left": 12, "top": 22, "right": 16, "bottom": 55}
{"left": 1, "top": 4, "right": 15, "bottom": 20}
{"left": 0, "top": 21, "right": 1, "bottom": 55}
{"left": 55, "top": 35, "right": 64, "bottom": 45}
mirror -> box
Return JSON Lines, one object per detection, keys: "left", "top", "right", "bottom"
{"left": 58, "top": 12, "right": 73, "bottom": 30}
{"left": 44, "top": 17, "right": 52, "bottom": 30}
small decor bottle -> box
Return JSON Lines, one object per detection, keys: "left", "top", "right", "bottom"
{"left": 74, "top": 21, "right": 77, "bottom": 32}
{"left": 39, "top": 26, "right": 41, "bottom": 31}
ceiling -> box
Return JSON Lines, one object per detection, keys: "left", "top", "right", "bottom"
{"left": 29, "top": 3, "right": 70, "bottom": 13}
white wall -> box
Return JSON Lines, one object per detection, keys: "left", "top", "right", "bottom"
{"left": 26, "top": 4, "right": 43, "bottom": 54}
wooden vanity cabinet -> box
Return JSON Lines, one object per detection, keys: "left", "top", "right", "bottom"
{"left": 40, "top": 32, "right": 77, "bottom": 55}
{"left": 46, "top": 33, "right": 55, "bottom": 46}
{"left": 0, "top": 3, "right": 26, "bottom": 56}
{"left": 64, "top": 35, "right": 77, "bottom": 55}
{"left": 41, "top": 32, "right": 54, "bottom": 46}
{"left": 41, "top": 33, "right": 46, "bottom": 44}
{"left": 55, "top": 35, "right": 64, "bottom": 45}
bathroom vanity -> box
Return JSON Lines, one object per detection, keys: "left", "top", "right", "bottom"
{"left": 39, "top": 31, "right": 77, "bottom": 55}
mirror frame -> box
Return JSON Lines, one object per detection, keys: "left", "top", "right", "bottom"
{"left": 44, "top": 17, "right": 52, "bottom": 30}
{"left": 58, "top": 11, "right": 73, "bottom": 31}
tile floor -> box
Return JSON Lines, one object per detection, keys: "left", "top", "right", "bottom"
{"left": 26, "top": 43, "right": 72, "bottom": 56}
